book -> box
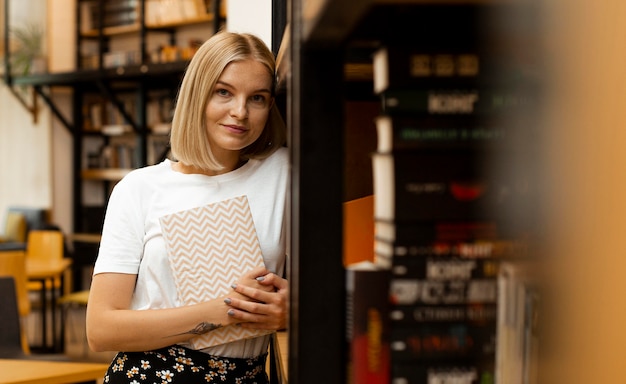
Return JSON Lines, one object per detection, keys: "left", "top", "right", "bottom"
{"left": 390, "top": 256, "right": 500, "bottom": 281}
{"left": 390, "top": 322, "right": 496, "bottom": 361}
{"left": 372, "top": 150, "right": 522, "bottom": 223}
{"left": 495, "top": 261, "right": 541, "bottom": 384}
{"left": 343, "top": 195, "right": 375, "bottom": 266}
{"left": 375, "top": 238, "right": 528, "bottom": 265}
{"left": 390, "top": 303, "right": 498, "bottom": 325}
{"left": 390, "top": 278, "right": 497, "bottom": 306}
{"left": 375, "top": 114, "right": 507, "bottom": 153}
{"left": 392, "top": 359, "right": 495, "bottom": 384}
{"left": 374, "top": 220, "right": 498, "bottom": 245}
{"left": 159, "top": 195, "right": 273, "bottom": 349}
{"left": 372, "top": 45, "right": 532, "bottom": 94}
{"left": 345, "top": 261, "right": 392, "bottom": 384}
{"left": 380, "top": 88, "right": 533, "bottom": 116}
{"left": 373, "top": 47, "right": 482, "bottom": 94}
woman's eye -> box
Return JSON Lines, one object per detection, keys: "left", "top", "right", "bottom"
{"left": 216, "top": 89, "right": 231, "bottom": 97}
{"left": 251, "top": 95, "right": 266, "bottom": 103}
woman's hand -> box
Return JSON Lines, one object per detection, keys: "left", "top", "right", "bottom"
{"left": 223, "top": 266, "right": 288, "bottom": 330}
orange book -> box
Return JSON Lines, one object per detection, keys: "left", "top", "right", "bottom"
{"left": 343, "top": 195, "right": 375, "bottom": 266}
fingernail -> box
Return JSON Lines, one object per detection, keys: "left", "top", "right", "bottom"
{"left": 256, "top": 276, "right": 265, "bottom": 282}
{"left": 227, "top": 309, "right": 235, "bottom": 316}
{"left": 231, "top": 283, "right": 237, "bottom": 289}
{"left": 224, "top": 298, "right": 231, "bottom": 304}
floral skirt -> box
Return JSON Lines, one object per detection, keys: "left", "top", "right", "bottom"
{"left": 103, "top": 344, "right": 269, "bottom": 383}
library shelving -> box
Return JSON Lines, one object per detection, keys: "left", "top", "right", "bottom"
{"left": 285, "top": 0, "right": 542, "bottom": 382}
{"left": 3, "top": 0, "right": 225, "bottom": 289}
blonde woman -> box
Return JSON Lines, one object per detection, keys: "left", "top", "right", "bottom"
{"left": 86, "top": 31, "right": 289, "bottom": 383}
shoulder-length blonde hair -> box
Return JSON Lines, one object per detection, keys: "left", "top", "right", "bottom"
{"left": 169, "top": 31, "right": 285, "bottom": 171}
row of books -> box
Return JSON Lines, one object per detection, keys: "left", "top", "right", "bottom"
{"left": 80, "top": 0, "right": 211, "bottom": 33}
{"left": 82, "top": 94, "right": 173, "bottom": 134}
{"left": 346, "top": 35, "right": 537, "bottom": 383}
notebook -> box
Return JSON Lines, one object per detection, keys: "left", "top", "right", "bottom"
{"left": 160, "top": 195, "right": 273, "bottom": 349}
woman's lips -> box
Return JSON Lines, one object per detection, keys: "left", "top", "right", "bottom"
{"left": 223, "top": 124, "right": 247, "bottom": 133}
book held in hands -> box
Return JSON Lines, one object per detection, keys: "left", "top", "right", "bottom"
{"left": 160, "top": 195, "right": 273, "bottom": 349}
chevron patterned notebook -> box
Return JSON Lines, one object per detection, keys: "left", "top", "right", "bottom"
{"left": 159, "top": 195, "right": 273, "bottom": 349}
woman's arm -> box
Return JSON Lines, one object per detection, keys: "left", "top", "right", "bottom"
{"left": 86, "top": 267, "right": 271, "bottom": 352}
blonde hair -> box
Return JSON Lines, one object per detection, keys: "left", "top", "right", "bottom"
{"left": 169, "top": 31, "right": 285, "bottom": 171}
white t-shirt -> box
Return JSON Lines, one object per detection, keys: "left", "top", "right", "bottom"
{"left": 93, "top": 147, "right": 289, "bottom": 358}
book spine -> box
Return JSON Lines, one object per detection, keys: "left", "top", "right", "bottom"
{"left": 392, "top": 360, "right": 495, "bottom": 384}
{"left": 346, "top": 268, "right": 392, "bottom": 384}
{"left": 376, "top": 239, "right": 529, "bottom": 261}
{"left": 390, "top": 278, "right": 497, "bottom": 306}
{"left": 374, "top": 220, "right": 499, "bottom": 245}
{"left": 373, "top": 48, "right": 484, "bottom": 94}
{"left": 380, "top": 88, "right": 532, "bottom": 116}
{"left": 390, "top": 256, "right": 500, "bottom": 281}
{"left": 375, "top": 114, "right": 509, "bottom": 153}
{"left": 390, "top": 303, "right": 498, "bottom": 324}
{"left": 372, "top": 151, "right": 532, "bottom": 223}
{"left": 390, "top": 323, "right": 496, "bottom": 361}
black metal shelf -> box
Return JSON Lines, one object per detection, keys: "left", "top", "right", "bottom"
{"left": 10, "top": 61, "right": 189, "bottom": 87}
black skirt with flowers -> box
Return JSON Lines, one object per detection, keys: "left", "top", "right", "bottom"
{"left": 103, "top": 344, "right": 269, "bottom": 383}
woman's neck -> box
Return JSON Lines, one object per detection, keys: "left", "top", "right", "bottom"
{"left": 173, "top": 158, "right": 247, "bottom": 176}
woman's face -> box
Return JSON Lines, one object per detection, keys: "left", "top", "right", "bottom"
{"left": 205, "top": 59, "right": 273, "bottom": 158}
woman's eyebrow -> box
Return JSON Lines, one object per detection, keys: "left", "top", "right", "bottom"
{"left": 216, "top": 80, "right": 272, "bottom": 94}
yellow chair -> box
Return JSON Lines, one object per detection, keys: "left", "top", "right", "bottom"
{"left": 58, "top": 289, "right": 90, "bottom": 356}
{"left": 25, "top": 230, "right": 72, "bottom": 353}
{"left": 0, "top": 212, "right": 27, "bottom": 243}
{"left": 25, "top": 230, "right": 70, "bottom": 295}
{"left": 0, "top": 250, "right": 32, "bottom": 355}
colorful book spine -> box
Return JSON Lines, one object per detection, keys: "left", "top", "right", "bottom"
{"left": 345, "top": 262, "right": 392, "bottom": 384}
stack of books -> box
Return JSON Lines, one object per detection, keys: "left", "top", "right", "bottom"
{"left": 366, "top": 33, "right": 534, "bottom": 383}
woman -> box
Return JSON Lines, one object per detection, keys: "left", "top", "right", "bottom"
{"left": 86, "top": 31, "right": 289, "bottom": 383}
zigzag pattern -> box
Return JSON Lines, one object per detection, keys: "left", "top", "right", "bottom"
{"left": 160, "top": 195, "right": 272, "bottom": 349}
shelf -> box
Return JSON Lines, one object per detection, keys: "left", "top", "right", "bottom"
{"left": 81, "top": 13, "right": 218, "bottom": 36}
{"left": 81, "top": 168, "right": 131, "bottom": 181}
{"left": 11, "top": 61, "right": 190, "bottom": 87}
{"left": 145, "top": 13, "right": 216, "bottom": 29}
{"left": 81, "top": 23, "right": 142, "bottom": 37}
{"left": 302, "top": 0, "right": 527, "bottom": 44}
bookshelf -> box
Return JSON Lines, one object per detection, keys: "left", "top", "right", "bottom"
{"left": 286, "top": 0, "right": 542, "bottom": 382}
{"left": 3, "top": 0, "right": 225, "bottom": 290}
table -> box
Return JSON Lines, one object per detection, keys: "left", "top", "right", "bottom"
{"left": 26, "top": 258, "right": 73, "bottom": 353}
{"left": 0, "top": 359, "right": 109, "bottom": 384}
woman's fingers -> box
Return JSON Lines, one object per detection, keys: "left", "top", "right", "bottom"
{"left": 224, "top": 274, "right": 288, "bottom": 330}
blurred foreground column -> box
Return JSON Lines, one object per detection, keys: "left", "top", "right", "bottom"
{"left": 541, "top": 1, "right": 626, "bottom": 383}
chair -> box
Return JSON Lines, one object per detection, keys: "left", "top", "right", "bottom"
{"left": 0, "top": 251, "right": 31, "bottom": 355}
{"left": 0, "top": 207, "right": 50, "bottom": 251}
{"left": 25, "top": 230, "right": 71, "bottom": 353}
{"left": 0, "top": 211, "right": 27, "bottom": 243}
{"left": 0, "top": 276, "right": 30, "bottom": 358}
{"left": 26, "top": 230, "right": 69, "bottom": 295}
{"left": 0, "top": 276, "right": 69, "bottom": 361}
{"left": 58, "top": 289, "right": 90, "bottom": 356}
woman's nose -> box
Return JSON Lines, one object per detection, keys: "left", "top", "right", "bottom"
{"left": 230, "top": 97, "right": 248, "bottom": 118}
